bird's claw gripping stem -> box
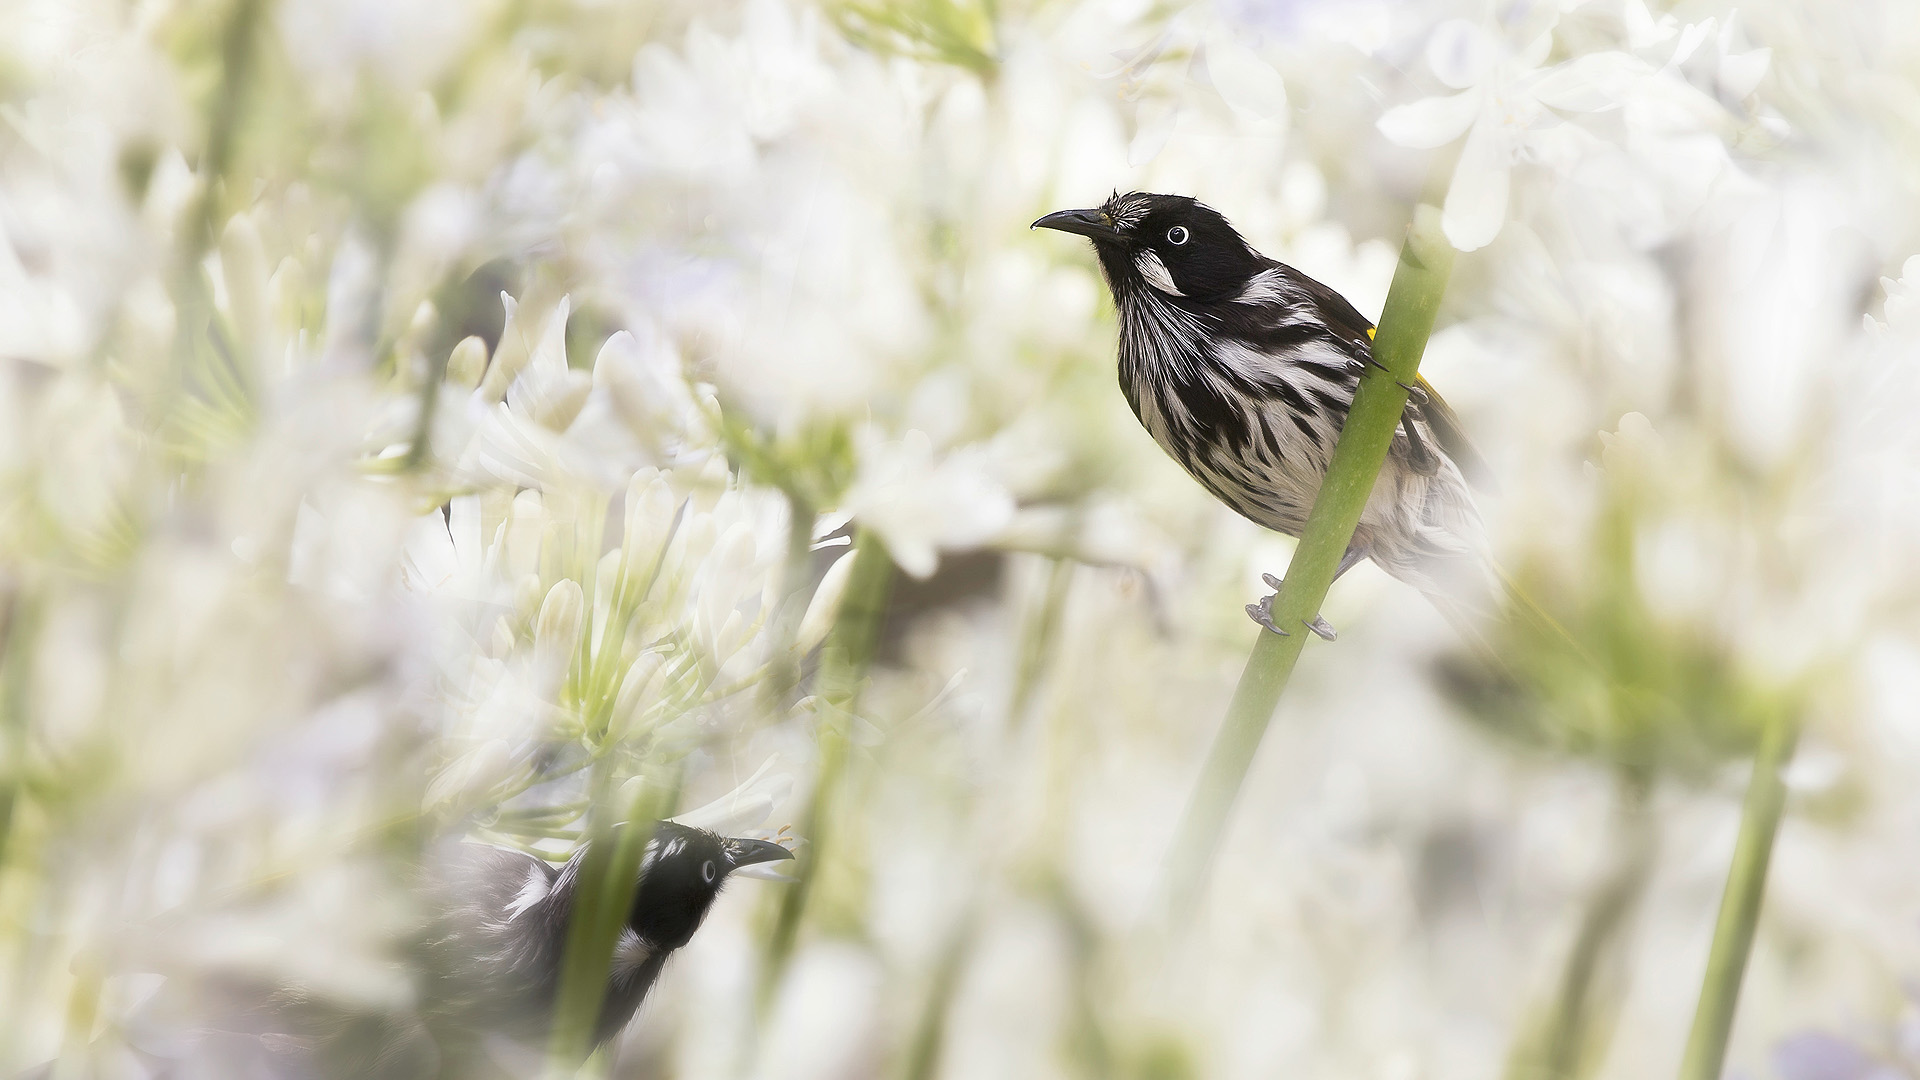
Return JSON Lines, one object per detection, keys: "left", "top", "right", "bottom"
{"left": 1247, "top": 574, "right": 1338, "bottom": 641}
{"left": 1245, "top": 595, "right": 1289, "bottom": 636}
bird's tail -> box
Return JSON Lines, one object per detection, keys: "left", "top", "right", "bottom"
{"left": 1415, "top": 550, "right": 1504, "bottom": 661}
{"left": 1417, "top": 553, "right": 1590, "bottom": 675}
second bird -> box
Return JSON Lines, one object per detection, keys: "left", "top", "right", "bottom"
{"left": 1034, "top": 191, "right": 1491, "bottom": 639}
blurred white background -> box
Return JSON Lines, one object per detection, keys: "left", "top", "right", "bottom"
{"left": 2, "top": 0, "right": 1919, "bottom": 1078}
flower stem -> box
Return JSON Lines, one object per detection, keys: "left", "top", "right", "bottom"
{"left": 1160, "top": 204, "right": 1455, "bottom": 922}
{"left": 759, "top": 527, "right": 895, "bottom": 1005}
{"left": 761, "top": 491, "right": 822, "bottom": 707}
{"left": 1506, "top": 771, "right": 1656, "bottom": 1080}
{"left": 1676, "top": 707, "right": 1800, "bottom": 1080}
{"left": 544, "top": 768, "right": 681, "bottom": 1076}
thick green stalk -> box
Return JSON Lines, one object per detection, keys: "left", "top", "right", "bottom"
{"left": 544, "top": 770, "right": 679, "bottom": 1075}
{"left": 1162, "top": 205, "right": 1455, "bottom": 921}
{"left": 761, "top": 491, "right": 822, "bottom": 707}
{"left": 898, "top": 913, "right": 977, "bottom": 1080}
{"left": 1676, "top": 708, "right": 1800, "bottom": 1080}
{"left": 1506, "top": 772, "right": 1656, "bottom": 1080}
{"left": 759, "top": 527, "right": 895, "bottom": 1004}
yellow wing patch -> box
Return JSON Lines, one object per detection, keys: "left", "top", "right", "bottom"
{"left": 1366, "top": 326, "right": 1376, "bottom": 340}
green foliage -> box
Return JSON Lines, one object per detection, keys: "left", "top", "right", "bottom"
{"left": 827, "top": 0, "right": 1000, "bottom": 76}
{"left": 1439, "top": 452, "right": 1809, "bottom": 784}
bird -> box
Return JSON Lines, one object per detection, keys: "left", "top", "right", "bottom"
{"left": 33, "top": 822, "right": 794, "bottom": 1079}
{"left": 1033, "top": 191, "right": 1492, "bottom": 640}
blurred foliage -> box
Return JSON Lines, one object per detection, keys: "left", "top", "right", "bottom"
{"left": 1441, "top": 433, "right": 1812, "bottom": 784}
{"left": 1, "top": 0, "right": 1917, "bottom": 1077}
{"left": 827, "top": 0, "right": 1001, "bottom": 76}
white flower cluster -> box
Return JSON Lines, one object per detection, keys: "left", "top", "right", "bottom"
{"left": 1378, "top": 3, "right": 1776, "bottom": 250}
{"left": 3, "top": 0, "right": 1920, "bottom": 1077}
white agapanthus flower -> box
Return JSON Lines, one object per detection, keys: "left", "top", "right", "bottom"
{"left": 1378, "top": 20, "right": 1645, "bottom": 251}
{"left": 840, "top": 428, "right": 1016, "bottom": 580}
{"left": 419, "top": 292, "right": 717, "bottom": 495}
{"left": 1380, "top": 17, "right": 1726, "bottom": 255}
{"left": 1106, "top": 17, "right": 1290, "bottom": 166}
{"left": 1624, "top": 0, "right": 1773, "bottom": 111}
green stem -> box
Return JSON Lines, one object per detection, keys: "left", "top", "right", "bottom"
{"left": 1008, "top": 557, "right": 1075, "bottom": 729}
{"left": 544, "top": 768, "right": 681, "bottom": 1075}
{"left": 761, "top": 490, "right": 822, "bottom": 707}
{"left": 898, "top": 912, "right": 977, "bottom": 1080}
{"left": 0, "top": 590, "right": 30, "bottom": 875}
{"left": 1160, "top": 204, "right": 1456, "bottom": 922}
{"left": 1507, "top": 771, "right": 1656, "bottom": 1080}
{"left": 759, "top": 527, "right": 894, "bottom": 1007}
{"left": 1676, "top": 708, "right": 1800, "bottom": 1080}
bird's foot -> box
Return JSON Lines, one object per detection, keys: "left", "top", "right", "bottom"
{"left": 1396, "top": 380, "right": 1430, "bottom": 405}
{"left": 1245, "top": 593, "right": 1289, "bottom": 636}
{"left": 1247, "top": 574, "right": 1338, "bottom": 641}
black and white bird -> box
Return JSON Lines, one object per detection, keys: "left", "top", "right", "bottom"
{"left": 1034, "top": 192, "right": 1491, "bottom": 638}
{"left": 38, "top": 823, "right": 793, "bottom": 1079}
{"left": 424, "top": 823, "right": 794, "bottom": 1055}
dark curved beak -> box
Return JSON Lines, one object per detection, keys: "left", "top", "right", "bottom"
{"left": 724, "top": 837, "right": 796, "bottom": 870}
{"left": 1032, "top": 208, "right": 1125, "bottom": 242}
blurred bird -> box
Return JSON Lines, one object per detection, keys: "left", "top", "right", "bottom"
{"left": 1034, "top": 192, "right": 1491, "bottom": 639}
{"left": 34, "top": 823, "right": 793, "bottom": 1079}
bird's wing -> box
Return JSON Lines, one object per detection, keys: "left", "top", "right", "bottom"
{"left": 1278, "top": 263, "right": 1495, "bottom": 490}
{"left": 1412, "top": 375, "right": 1494, "bottom": 490}
{"left": 1278, "top": 263, "right": 1376, "bottom": 353}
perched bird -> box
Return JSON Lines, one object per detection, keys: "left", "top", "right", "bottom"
{"left": 424, "top": 822, "right": 795, "bottom": 1056}
{"left": 1034, "top": 192, "right": 1491, "bottom": 638}
{"left": 35, "top": 823, "right": 793, "bottom": 1079}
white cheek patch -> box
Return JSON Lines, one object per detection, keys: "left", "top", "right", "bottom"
{"left": 612, "top": 927, "right": 656, "bottom": 980}
{"left": 505, "top": 865, "right": 551, "bottom": 921}
{"left": 1133, "top": 250, "right": 1184, "bottom": 296}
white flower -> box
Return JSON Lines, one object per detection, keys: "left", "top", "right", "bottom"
{"left": 841, "top": 429, "right": 1016, "bottom": 580}
{"left": 1079, "top": 11, "right": 1288, "bottom": 167}
{"left": 671, "top": 755, "right": 795, "bottom": 837}
{"left": 1624, "top": 1, "right": 1772, "bottom": 108}
{"left": 425, "top": 293, "right": 715, "bottom": 494}
{"left": 1869, "top": 255, "right": 1920, "bottom": 337}
{"left": 1378, "top": 21, "right": 1646, "bottom": 251}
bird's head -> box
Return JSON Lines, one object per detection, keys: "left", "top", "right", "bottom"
{"left": 1033, "top": 192, "right": 1266, "bottom": 301}
{"left": 627, "top": 822, "right": 794, "bottom": 950}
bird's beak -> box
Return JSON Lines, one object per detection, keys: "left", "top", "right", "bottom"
{"left": 725, "top": 837, "right": 796, "bottom": 871}
{"left": 1032, "top": 208, "right": 1125, "bottom": 242}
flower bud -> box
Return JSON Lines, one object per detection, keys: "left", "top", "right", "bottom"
{"left": 424, "top": 739, "right": 514, "bottom": 812}
{"left": 795, "top": 549, "right": 857, "bottom": 655}
{"left": 609, "top": 652, "right": 667, "bottom": 742}
{"left": 221, "top": 212, "right": 270, "bottom": 360}
{"left": 534, "top": 578, "right": 585, "bottom": 691}
{"left": 477, "top": 293, "right": 528, "bottom": 403}
{"left": 445, "top": 335, "right": 489, "bottom": 391}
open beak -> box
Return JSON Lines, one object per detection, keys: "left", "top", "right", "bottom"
{"left": 724, "top": 837, "right": 796, "bottom": 871}
{"left": 1032, "top": 208, "right": 1125, "bottom": 242}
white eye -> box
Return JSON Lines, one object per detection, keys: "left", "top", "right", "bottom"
{"left": 701, "top": 859, "right": 717, "bottom": 884}
{"left": 1167, "top": 225, "right": 1189, "bottom": 245}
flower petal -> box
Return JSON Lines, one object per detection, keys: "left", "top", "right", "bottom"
{"left": 1624, "top": 0, "right": 1678, "bottom": 50}
{"left": 1531, "top": 52, "right": 1644, "bottom": 113}
{"left": 1671, "top": 17, "right": 1716, "bottom": 68}
{"left": 1517, "top": 29, "right": 1554, "bottom": 70}
{"left": 1441, "top": 118, "right": 1514, "bottom": 251}
{"left": 1377, "top": 91, "right": 1482, "bottom": 148}
{"left": 1717, "top": 47, "right": 1771, "bottom": 100}
{"left": 1203, "top": 26, "right": 1288, "bottom": 120}
{"left": 1127, "top": 98, "right": 1178, "bottom": 167}
{"left": 1426, "top": 20, "right": 1497, "bottom": 90}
